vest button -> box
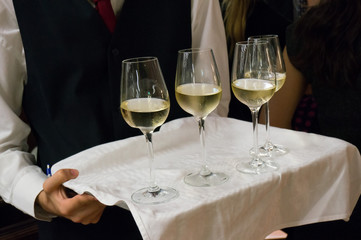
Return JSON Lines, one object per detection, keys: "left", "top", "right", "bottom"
{"left": 112, "top": 48, "right": 119, "bottom": 56}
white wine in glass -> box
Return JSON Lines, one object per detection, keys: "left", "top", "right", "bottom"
{"left": 175, "top": 48, "right": 229, "bottom": 187}
{"left": 231, "top": 41, "right": 278, "bottom": 174}
{"left": 248, "top": 35, "right": 288, "bottom": 157}
{"left": 175, "top": 83, "right": 222, "bottom": 118}
{"left": 121, "top": 57, "right": 178, "bottom": 204}
{"left": 121, "top": 98, "right": 170, "bottom": 133}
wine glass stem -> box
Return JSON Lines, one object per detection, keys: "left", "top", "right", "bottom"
{"left": 251, "top": 108, "right": 260, "bottom": 158}
{"left": 144, "top": 132, "right": 160, "bottom": 193}
{"left": 265, "top": 101, "right": 271, "bottom": 144}
{"left": 198, "top": 118, "right": 211, "bottom": 176}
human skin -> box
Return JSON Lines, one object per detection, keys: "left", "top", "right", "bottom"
{"left": 36, "top": 169, "right": 106, "bottom": 224}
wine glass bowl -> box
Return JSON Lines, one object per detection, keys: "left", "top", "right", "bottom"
{"left": 120, "top": 56, "right": 178, "bottom": 204}
{"left": 175, "top": 83, "right": 222, "bottom": 119}
{"left": 175, "top": 48, "right": 229, "bottom": 186}
{"left": 120, "top": 98, "right": 170, "bottom": 135}
{"left": 232, "top": 77, "right": 276, "bottom": 109}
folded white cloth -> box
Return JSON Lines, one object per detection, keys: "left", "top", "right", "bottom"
{"left": 52, "top": 117, "right": 361, "bottom": 240}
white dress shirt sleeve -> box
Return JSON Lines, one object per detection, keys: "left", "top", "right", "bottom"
{"left": 191, "top": 0, "right": 230, "bottom": 117}
{"left": 0, "top": 0, "right": 48, "bottom": 219}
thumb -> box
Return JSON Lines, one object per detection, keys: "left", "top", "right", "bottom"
{"left": 43, "top": 169, "right": 79, "bottom": 193}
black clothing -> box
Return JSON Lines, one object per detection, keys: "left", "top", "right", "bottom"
{"left": 13, "top": 0, "right": 192, "bottom": 239}
{"left": 283, "top": 22, "right": 361, "bottom": 240}
{"left": 14, "top": 0, "right": 191, "bottom": 171}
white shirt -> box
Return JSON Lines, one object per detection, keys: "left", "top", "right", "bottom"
{"left": 0, "top": 0, "right": 230, "bottom": 219}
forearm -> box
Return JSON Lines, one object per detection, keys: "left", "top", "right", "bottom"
{"left": 0, "top": 1, "right": 50, "bottom": 219}
{"left": 0, "top": 97, "right": 49, "bottom": 219}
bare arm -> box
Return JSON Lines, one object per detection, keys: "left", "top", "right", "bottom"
{"left": 262, "top": 47, "right": 307, "bottom": 129}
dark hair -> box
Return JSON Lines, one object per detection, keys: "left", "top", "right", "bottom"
{"left": 291, "top": 0, "right": 361, "bottom": 86}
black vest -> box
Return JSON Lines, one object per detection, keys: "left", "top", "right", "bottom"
{"left": 13, "top": 0, "right": 191, "bottom": 173}
{"left": 13, "top": 0, "right": 191, "bottom": 239}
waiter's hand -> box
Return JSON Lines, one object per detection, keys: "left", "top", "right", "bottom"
{"left": 36, "top": 169, "right": 106, "bottom": 225}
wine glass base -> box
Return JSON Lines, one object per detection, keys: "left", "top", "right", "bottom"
{"left": 131, "top": 186, "right": 179, "bottom": 205}
{"left": 184, "top": 171, "right": 229, "bottom": 187}
{"left": 236, "top": 160, "right": 279, "bottom": 174}
{"left": 271, "top": 144, "right": 289, "bottom": 156}
{"left": 249, "top": 143, "right": 289, "bottom": 157}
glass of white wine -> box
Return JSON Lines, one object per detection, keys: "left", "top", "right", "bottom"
{"left": 175, "top": 48, "right": 229, "bottom": 187}
{"left": 248, "top": 35, "right": 288, "bottom": 157}
{"left": 231, "top": 41, "right": 278, "bottom": 174}
{"left": 120, "top": 57, "right": 178, "bottom": 204}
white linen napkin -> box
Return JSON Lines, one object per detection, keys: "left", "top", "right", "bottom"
{"left": 52, "top": 117, "right": 361, "bottom": 240}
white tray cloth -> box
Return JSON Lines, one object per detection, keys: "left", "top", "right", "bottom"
{"left": 52, "top": 117, "right": 361, "bottom": 240}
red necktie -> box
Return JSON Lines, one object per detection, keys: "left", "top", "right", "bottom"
{"left": 93, "top": 0, "right": 116, "bottom": 33}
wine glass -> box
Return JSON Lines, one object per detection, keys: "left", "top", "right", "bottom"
{"left": 248, "top": 35, "right": 288, "bottom": 157}
{"left": 120, "top": 57, "right": 179, "bottom": 204}
{"left": 175, "top": 48, "right": 229, "bottom": 186}
{"left": 231, "top": 41, "right": 278, "bottom": 174}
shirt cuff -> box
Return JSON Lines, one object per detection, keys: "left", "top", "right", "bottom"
{"left": 11, "top": 166, "right": 54, "bottom": 221}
